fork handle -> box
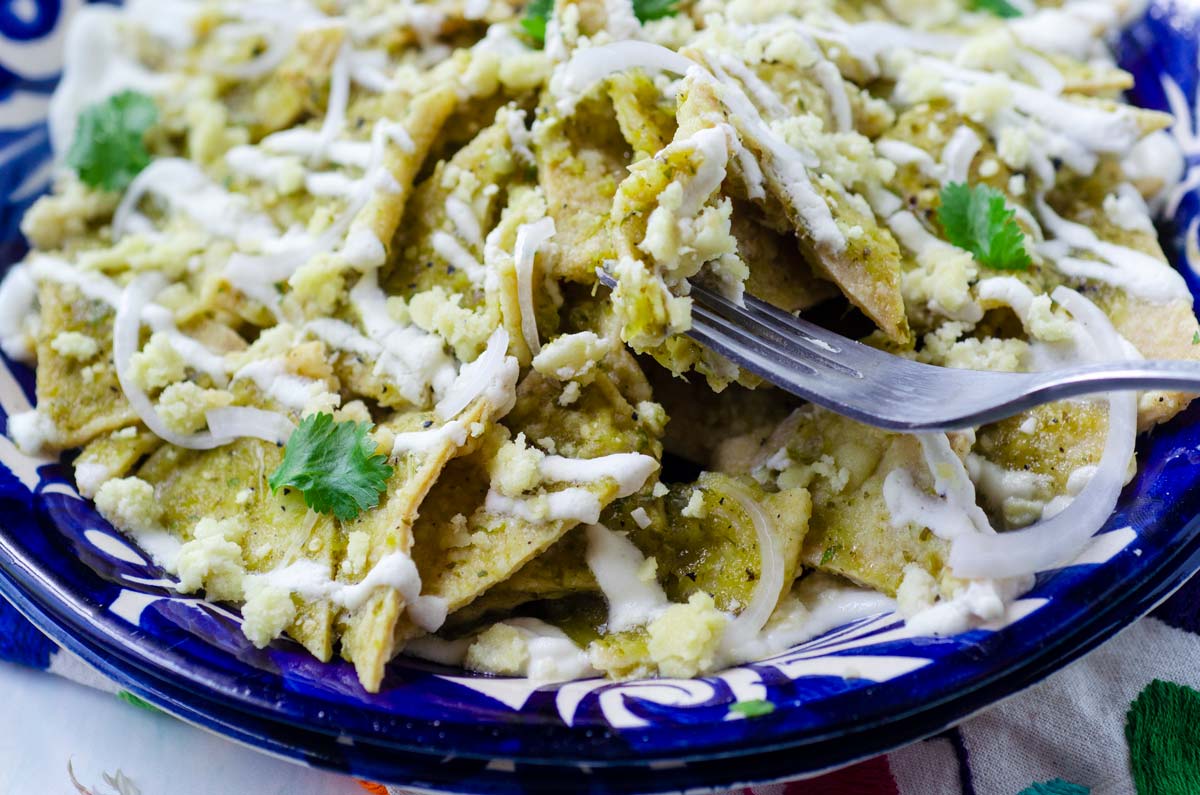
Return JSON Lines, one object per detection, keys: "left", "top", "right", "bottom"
{"left": 1026, "top": 359, "right": 1200, "bottom": 400}
{"left": 947, "top": 358, "right": 1200, "bottom": 432}
{"left": 867, "top": 359, "right": 1200, "bottom": 433}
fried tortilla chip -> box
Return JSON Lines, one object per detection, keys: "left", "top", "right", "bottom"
{"left": 34, "top": 282, "right": 136, "bottom": 449}
{"left": 387, "top": 111, "right": 523, "bottom": 301}
{"left": 395, "top": 427, "right": 622, "bottom": 643}
{"left": 605, "top": 83, "right": 753, "bottom": 386}
{"left": 352, "top": 85, "right": 460, "bottom": 262}
{"left": 396, "top": 365, "right": 665, "bottom": 642}
{"left": 734, "top": 204, "right": 841, "bottom": 313}
{"left": 441, "top": 525, "right": 596, "bottom": 632}
{"left": 244, "top": 26, "right": 346, "bottom": 138}
{"left": 974, "top": 400, "right": 1113, "bottom": 528}
{"left": 482, "top": 184, "right": 556, "bottom": 366}
{"left": 536, "top": 94, "right": 626, "bottom": 283}
{"left": 608, "top": 72, "right": 678, "bottom": 162}
{"left": 1045, "top": 162, "right": 1200, "bottom": 429}
{"left": 447, "top": 474, "right": 810, "bottom": 659}
{"left": 338, "top": 400, "right": 490, "bottom": 691}
{"left": 617, "top": 474, "right": 811, "bottom": 613}
{"left": 1109, "top": 294, "right": 1200, "bottom": 429}
{"left": 73, "top": 426, "right": 162, "bottom": 499}
{"left": 579, "top": 476, "right": 810, "bottom": 679}
{"left": 139, "top": 438, "right": 339, "bottom": 661}
{"left": 682, "top": 73, "right": 909, "bottom": 343}
{"left": 720, "top": 406, "right": 949, "bottom": 595}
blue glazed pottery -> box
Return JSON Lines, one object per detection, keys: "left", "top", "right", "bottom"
{"left": 1, "top": 2, "right": 1199, "bottom": 792}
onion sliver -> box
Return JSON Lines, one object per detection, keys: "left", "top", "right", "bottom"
{"left": 435, "top": 328, "right": 511, "bottom": 420}
{"left": 315, "top": 42, "right": 352, "bottom": 158}
{"left": 112, "top": 159, "right": 189, "bottom": 240}
{"left": 717, "top": 480, "right": 785, "bottom": 657}
{"left": 206, "top": 407, "right": 295, "bottom": 446}
{"left": 209, "top": 23, "right": 295, "bottom": 80}
{"left": 949, "top": 286, "right": 1138, "bottom": 578}
{"left": 114, "top": 274, "right": 230, "bottom": 450}
{"left": 552, "top": 41, "right": 695, "bottom": 115}
{"left": 114, "top": 158, "right": 277, "bottom": 247}
{"left": 513, "top": 217, "right": 555, "bottom": 357}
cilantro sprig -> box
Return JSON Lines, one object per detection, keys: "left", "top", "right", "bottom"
{"left": 970, "top": 0, "right": 1022, "bottom": 17}
{"left": 67, "top": 90, "right": 159, "bottom": 192}
{"left": 728, "top": 699, "right": 776, "bottom": 719}
{"left": 634, "top": 0, "right": 680, "bottom": 22}
{"left": 521, "top": 0, "right": 679, "bottom": 45}
{"left": 521, "top": 0, "right": 553, "bottom": 44}
{"left": 268, "top": 413, "right": 393, "bottom": 521}
{"left": 936, "top": 182, "right": 1032, "bottom": 272}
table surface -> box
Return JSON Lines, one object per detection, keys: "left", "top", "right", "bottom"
{"left": 0, "top": 660, "right": 366, "bottom": 795}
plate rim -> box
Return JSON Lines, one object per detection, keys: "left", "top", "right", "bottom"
{"left": 4, "top": 507, "right": 1199, "bottom": 791}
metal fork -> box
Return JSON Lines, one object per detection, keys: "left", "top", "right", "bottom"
{"left": 596, "top": 271, "right": 1200, "bottom": 431}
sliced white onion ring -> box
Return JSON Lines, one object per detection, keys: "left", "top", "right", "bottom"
{"left": 435, "top": 328, "right": 513, "bottom": 420}
{"left": 114, "top": 274, "right": 230, "bottom": 450}
{"left": 209, "top": 23, "right": 296, "bottom": 80}
{"left": 513, "top": 217, "right": 556, "bottom": 357}
{"left": 949, "top": 286, "right": 1138, "bottom": 578}
{"left": 718, "top": 480, "right": 784, "bottom": 657}
{"left": 112, "top": 158, "right": 193, "bottom": 240}
{"left": 314, "top": 42, "right": 352, "bottom": 160}
{"left": 206, "top": 407, "right": 295, "bottom": 446}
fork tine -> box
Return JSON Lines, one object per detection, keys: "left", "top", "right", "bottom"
{"left": 594, "top": 267, "right": 869, "bottom": 383}
{"left": 688, "top": 285, "right": 865, "bottom": 378}
{"left": 689, "top": 302, "right": 854, "bottom": 388}
{"left": 743, "top": 296, "right": 850, "bottom": 355}
{"left": 688, "top": 301, "right": 996, "bottom": 430}
{"left": 695, "top": 283, "right": 842, "bottom": 349}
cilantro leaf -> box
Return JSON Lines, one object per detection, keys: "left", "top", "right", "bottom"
{"left": 969, "top": 0, "right": 1022, "bottom": 17}
{"left": 67, "top": 90, "right": 159, "bottom": 192}
{"left": 521, "top": 0, "right": 677, "bottom": 45}
{"left": 937, "top": 182, "right": 1032, "bottom": 271}
{"left": 268, "top": 413, "right": 393, "bottom": 521}
{"left": 728, "top": 699, "right": 776, "bottom": 718}
{"left": 1192, "top": 331, "right": 1199, "bottom": 346}
{"left": 634, "top": 0, "right": 679, "bottom": 22}
{"left": 521, "top": 0, "right": 553, "bottom": 44}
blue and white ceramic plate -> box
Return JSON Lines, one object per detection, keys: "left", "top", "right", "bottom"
{"left": 2, "top": 3, "right": 1200, "bottom": 793}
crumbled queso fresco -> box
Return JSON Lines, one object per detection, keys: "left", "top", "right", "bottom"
{"left": 3, "top": 0, "right": 1198, "bottom": 694}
